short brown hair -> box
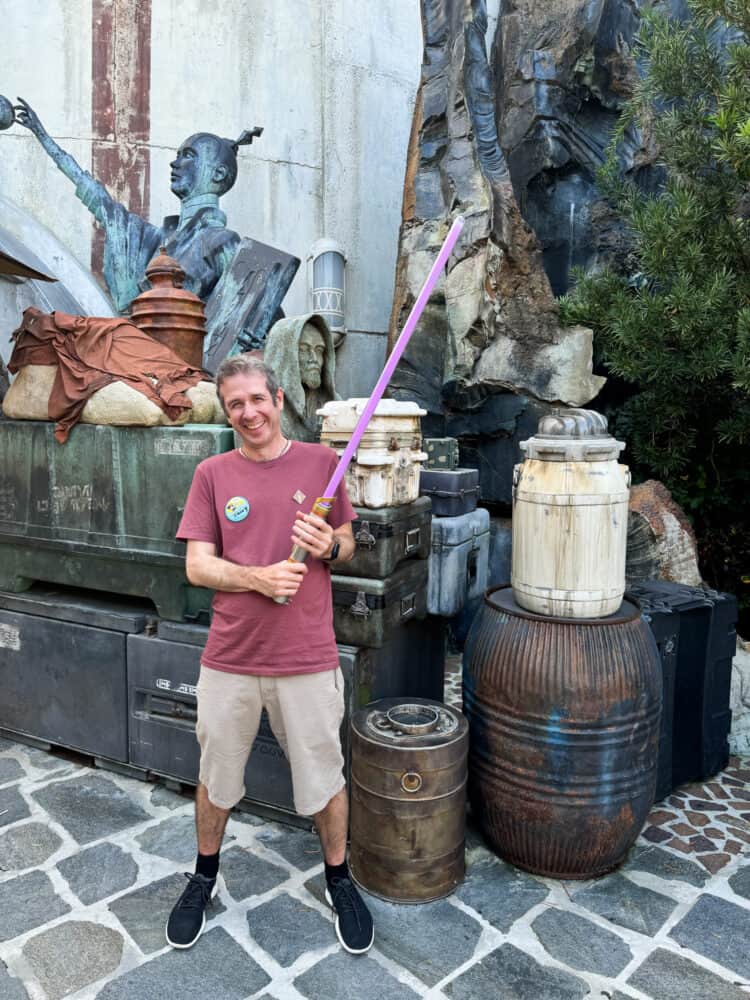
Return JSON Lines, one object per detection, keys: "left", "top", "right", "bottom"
{"left": 215, "top": 354, "right": 281, "bottom": 406}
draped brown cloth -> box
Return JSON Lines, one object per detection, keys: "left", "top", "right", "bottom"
{"left": 8, "top": 308, "right": 208, "bottom": 443}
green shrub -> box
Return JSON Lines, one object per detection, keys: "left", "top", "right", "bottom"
{"left": 560, "top": 0, "right": 750, "bottom": 618}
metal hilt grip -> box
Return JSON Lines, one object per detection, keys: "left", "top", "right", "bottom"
{"left": 273, "top": 496, "right": 335, "bottom": 605}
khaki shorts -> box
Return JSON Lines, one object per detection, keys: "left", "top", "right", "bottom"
{"left": 196, "top": 665, "right": 346, "bottom": 816}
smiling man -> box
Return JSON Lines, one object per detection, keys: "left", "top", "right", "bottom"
{"left": 14, "top": 98, "right": 259, "bottom": 312}
{"left": 166, "top": 353, "right": 375, "bottom": 956}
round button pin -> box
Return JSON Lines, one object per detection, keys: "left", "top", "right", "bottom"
{"left": 224, "top": 496, "right": 250, "bottom": 522}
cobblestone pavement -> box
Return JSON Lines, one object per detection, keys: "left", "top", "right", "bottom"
{"left": 0, "top": 714, "right": 749, "bottom": 997}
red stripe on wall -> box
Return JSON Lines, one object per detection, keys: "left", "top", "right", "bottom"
{"left": 91, "top": 0, "right": 151, "bottom": 284}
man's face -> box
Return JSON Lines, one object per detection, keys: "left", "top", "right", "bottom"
{"left": 170, "top": 135, "right": 224, "bottom": 200}
{"left": 298, "top": 327, "right": 326, "bottom": 390}
{"left": 220, "top": 372, "right": 284, "bottom": 453}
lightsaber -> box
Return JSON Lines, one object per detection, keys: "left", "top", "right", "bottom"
{"left": 274, "top": 215, "right": 465, "bottom": 604}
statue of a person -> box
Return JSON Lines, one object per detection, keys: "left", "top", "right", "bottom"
{"left": 13, "top": 98, "right": 261, "bottom": 313}
{"left": 263, "top": 314, "right": 337, "bottom": 442}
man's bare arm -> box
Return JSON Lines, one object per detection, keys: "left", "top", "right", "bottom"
{"left": 185, "top": 539, "right": 307, "bottom": 600}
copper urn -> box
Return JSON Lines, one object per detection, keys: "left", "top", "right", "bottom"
{"left": 130, "top": 249, "right": 206, "bottom": 368}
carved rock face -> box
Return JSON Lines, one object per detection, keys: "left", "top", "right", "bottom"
{"left": 388, "top": 0, "right": 606, "bottom": 498}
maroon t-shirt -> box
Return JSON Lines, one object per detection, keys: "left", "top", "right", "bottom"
{"left": 177, "top": 442, "right": 356, "bottom": 676}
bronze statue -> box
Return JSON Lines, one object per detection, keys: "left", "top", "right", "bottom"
{"left": 13, "top": 98, "right": 261, "bottom": 314}
{"left": 263, "top": 314, "right": 337, "bottom": 442}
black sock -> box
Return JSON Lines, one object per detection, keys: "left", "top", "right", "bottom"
{"left": 195, "top": 851, "right": 219, "bottom": 881}
{"left": 325, "top": 859, "right": 349, "bottom": 885}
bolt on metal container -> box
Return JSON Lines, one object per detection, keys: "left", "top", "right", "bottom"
{"left": 349, "top": 697, "right": 468, "bottom": 903}
{"left": 130, "top": 248, "right": 207, "bottom": 369}
{"left": 464, "top": 585, "right": 661, "bottom": 879}
{"left": 511, "top": 408, "right": 630, "bottom": 619}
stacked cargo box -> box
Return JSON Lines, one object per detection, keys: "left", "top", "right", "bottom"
{"left": 421, "top": 439, "right": 490, "bottom": 619}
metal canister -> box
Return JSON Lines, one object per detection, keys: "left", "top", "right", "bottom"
{"left": 130, "top": 248, "right": 207, "bottom": 368}
{"left": 463, "top": 585, "right": 662, "bottom": 878}
{"left": 349, "top": 697, "right": 468, "bottom": 903}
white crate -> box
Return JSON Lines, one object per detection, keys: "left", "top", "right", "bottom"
{"left": 318, "top": 399, "right": 427, "bottom": 508}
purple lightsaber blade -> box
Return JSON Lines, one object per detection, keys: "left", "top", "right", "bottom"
{"left": 323, "top": 214, "right": 464, "bottom": 497}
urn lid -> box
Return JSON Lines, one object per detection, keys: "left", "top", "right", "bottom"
{"left": 144, "top": 247, "right": 187, "bottom": 289}
{"left": 520, "top": 408, "right": 625, "bottom": 462}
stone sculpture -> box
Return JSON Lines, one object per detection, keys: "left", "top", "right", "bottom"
{"left": 12, "top": 99, "right": 299, "bottom": 359}
{"left": 263, "top": 314, "right": 337, "bottom": 442}
{"left": 14, "top": 98, "right": 258, "bottom": 312}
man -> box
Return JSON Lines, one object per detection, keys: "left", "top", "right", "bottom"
{"left": 166, "top": 353, "right": 374, "bottom": 955}
{"left": 13, "top": 98, "right": 259, "bottom": 311}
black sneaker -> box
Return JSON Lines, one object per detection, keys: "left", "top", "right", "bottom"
{"left": 325, "top": 876, "right": 374, "bottom": 954}
{"left": 165, "top": 872, "right": 217, "bottom": 949}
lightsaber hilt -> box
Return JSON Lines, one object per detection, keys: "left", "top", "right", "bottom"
{"left": 273, "top": 497, "right": 335, "bottom": 605}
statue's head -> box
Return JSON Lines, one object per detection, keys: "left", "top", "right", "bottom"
{"left": 170, "top": 127, "right": 262, "bottom": 200}
{"left": 263, "top": 314, "right": 338, "bottom": 440}
{"left": 298, "top": 324, "right": 326, "bottom": 390}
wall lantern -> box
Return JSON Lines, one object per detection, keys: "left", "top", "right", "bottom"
{"left": 308, "top": 238, "right": 346, "bottom": 347}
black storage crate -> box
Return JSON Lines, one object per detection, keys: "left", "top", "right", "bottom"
{"left": 331, "top": 559, "right": 428, "bottom": 648}
{"left": 419, "top": 468, "right": 479, "bottom": 516}
{"left": 337, "top": 497, "right": 431, "bottom": 580}
{"left": 128, "top": 617, "right": 445, "bottom": 821}
{"left": 626, "top": 581, "right": 737, "bottom": 790}
{"left": 0, "top": 587, "right": 152, "bottom": 763}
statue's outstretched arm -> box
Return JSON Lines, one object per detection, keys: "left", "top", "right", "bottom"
{"left": 14, "top": 97, "right": 86, "bottom": 187}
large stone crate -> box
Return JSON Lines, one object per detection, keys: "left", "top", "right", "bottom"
{"left": 0, "top": 421, "right": 233, "bottom": 620}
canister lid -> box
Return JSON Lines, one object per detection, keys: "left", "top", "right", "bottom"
{"left": 352, "top": 697, "right": 467, "bottom": 748}
{"left": 520, "top": 408, "right": 625, "bottom": 462}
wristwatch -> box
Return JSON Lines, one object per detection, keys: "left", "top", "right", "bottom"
{"left": 323, "top": 540, "right": 340, "bottom": 562}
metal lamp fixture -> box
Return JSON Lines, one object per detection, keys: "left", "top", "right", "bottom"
{"left": 308, "top": 238, "right": 346, "bottom": 347}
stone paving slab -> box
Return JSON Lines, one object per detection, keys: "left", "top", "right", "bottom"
{"left": 668, "top": 893, "right": 750, "bottom": 979}
{"left": 22, "top": 920, "right": 123, "bottom": 1000}
{"left": 531, "top": 907, "right": 633, "bottom": 976}
{"left": 0, "top": 785, "right": 31, "bottom": 828}
{"left": 57, "top": 842, "right": 138, "bottom": 906}
{"left": 294, "top": 951, "right": 419, "bottom": 999}
{"left": 248, "top": 892, "right": 333, "bottom": 966}
{"left": 626, "top": 946, "right": 750, "bottom": 1000}
{"left": 454, "top": 855, "right": 549, "bottom": 932}
{"left": 0, "top": 821, "right": 62, "bottom": 870}
{"left": 444, "top": 943, "right": 589, "bottom": 999}
{"left": 31, "top": 775, "right": 150, "bottom": 844}
{"left": 570, "top": 872, "right": 678, "bottom": 936}
{"left": 0, "top": 737, "right": 748, "bottom": 999}
{"left": 96, "top": 927, "right": 270, "bottom": 1000}
{"left": 0, "top": 871, "right": 70, "bottom": 942}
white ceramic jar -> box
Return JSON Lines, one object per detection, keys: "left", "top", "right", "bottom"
{"left": 511, "top": 409, "right": 630, "bottom": 618}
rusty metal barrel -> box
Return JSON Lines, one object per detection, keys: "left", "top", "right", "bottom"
{"left": 349, "top": 698, "right": 468, "bottom": 902}
{"left": 463, "top": 586, "right": 662, "bottom": 879}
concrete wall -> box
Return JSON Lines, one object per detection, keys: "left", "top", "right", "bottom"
{"left": 1, "top": 0, "right": 421, "bottom": 396}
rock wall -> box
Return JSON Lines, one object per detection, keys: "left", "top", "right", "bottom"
{"left": 388, "top": 0, "right": 606, "bottom": 500}
{"left": 494, "top": 0, "right": 687, "bottom": 295}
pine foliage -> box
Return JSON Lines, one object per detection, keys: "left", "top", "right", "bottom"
{"left": 560, "top": 0, "right": 750, "bottom": 604}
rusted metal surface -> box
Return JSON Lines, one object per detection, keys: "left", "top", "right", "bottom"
{"left": 349, "top": 698, "right": 468, "bottom": 903}
{"left": 463, "top": 585, "right": 662, "bottom": 879}
{"left": 130, "top": 250, "right": 206, "bottom": 368}
{"left": 91, "top": 0, "right": 152, "bottom": 278}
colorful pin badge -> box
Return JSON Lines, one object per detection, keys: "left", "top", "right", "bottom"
{"left": 225, "top": 496, "right": 250, "bottom": 522}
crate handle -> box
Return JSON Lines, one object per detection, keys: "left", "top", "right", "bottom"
{"left": 355, "top": 521, "right": 376, "bottom": 550}
{"left": 400, "top": 593, "right": 416, "bottom": 619}
{"left": 404, "top": 527, "right": 421, "bottom": 553}
{"left": 350, "top": 591, "right": 371, "bottom": 618}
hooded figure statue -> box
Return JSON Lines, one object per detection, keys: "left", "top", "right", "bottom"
{"left": 263, "top": 313, "right": 337, "bottom": 442}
